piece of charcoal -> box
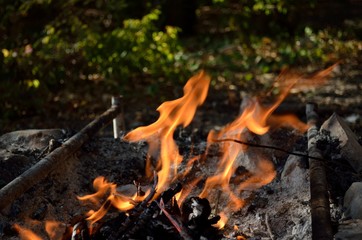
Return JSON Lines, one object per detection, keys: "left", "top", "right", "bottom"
{"left": 182, "top": 197, "right": 211, "bottom": 229}
{"left": 71, "top": 220, "right": 90, "bottom": 240}
{"left": 181, "top": 196, "right": 223, "bottom": 239}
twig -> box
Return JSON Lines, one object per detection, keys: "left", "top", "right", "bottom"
{"left": 306, "top": 103, "right": 333, "bottom": 240}
{"left": 157, "top": 198, "right": 192, "bottom": 240}
{"left": 36, "top": 139, "right": 63, "bottom": 160}
{"left": 36, "top": 145, "right": 50, "bottom": 160}
{"left": 0, "top": 99, "right": 122, "bottom": 211}
{"left": 265, "top": 213, "right": 274, "bottom": 240}
{"left": 134, "top": 171, "right": 158, "bottom": 211}
{"left": 119, "top": 183, "right": 182, "bottom": 240}
{"left": 212, "top": 138, "right": 324, "bottom": 161}
{"left": 111, "top": 172, "right": 158, "bottom": 238}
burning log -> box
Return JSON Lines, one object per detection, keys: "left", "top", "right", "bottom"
{"left": 0, "top": 97, "right": 123, "bottom": 211}
{"left": 110, "top": 172, "right": 160, "bottom": 239}
{"left": 306, "top": 103, "right": 333, "bottom": 240}
{"left": 74, "top": 179, "right": 222, "bottom": 240}
{"left": 86, "top": 183, "right": 184, "bottom": 239}
{"left": 118, "top": 183, "right": 183, "bottom": 240}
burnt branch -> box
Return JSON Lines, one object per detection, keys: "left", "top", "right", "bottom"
{"left": 157, "top": 198, "right": 193, "bottom": 240}
{"left": 109, "top": 183, "right": 182, "bottom": 240}
{"left": 0, "top": 99, "right": 123, "bottom": 211}
{"left": 306, "top": 103, "right": 333, "bottom": 240}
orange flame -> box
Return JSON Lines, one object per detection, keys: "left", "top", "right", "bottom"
{"left": 124, "top": 71, "right": 210, "bottom": 193}
{"left": 77, "top": 65, "right": 335, "bottom": 229}
{"left": 198, "top": 94, "right": 284, "bottom": 211}
{"left": 175, "top": 177, "right": 202, "bottom": 207}
{"left": 45, "top": 220, "right": 64, "bottom": 240}
{"left": 199, "top": 65, "right": 335, "bottom": 226}
{"left": 77, "top": 176, "right": 148, "bottom": 226}
{"left": 214, "top": 212, "right": 228, "bottom": 229}
{"left": 13, "top": 224, "right": 42, "bottom": 240}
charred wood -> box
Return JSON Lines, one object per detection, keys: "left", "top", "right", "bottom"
{"left": 306, "top": 103, "right": 333, "bottom": 240}
{"left": 89, "top": 181, "right": 222, "bottom": 240}
{"left": 99, "top": 183, "right": 182, "bottom": 240}
{"left": 71, "top": 220, "right": 90, "bottom": 240}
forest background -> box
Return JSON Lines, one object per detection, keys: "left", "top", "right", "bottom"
{"left": 1, "top": 0, "right": 361, "bottom": 133}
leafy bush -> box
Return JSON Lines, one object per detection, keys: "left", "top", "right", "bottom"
{"left": 0, "top": 1, "right": 187, "bottom": 121}
{"left": 1, "top": 0, "right": 360, "bottom": 126}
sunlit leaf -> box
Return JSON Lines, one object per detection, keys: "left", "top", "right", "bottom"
{"left": 245, "top": 73, "right": 253, "bottom": 81}
{"left": 33, "top": 79, "right": 40, "bottom": 88}
{"left": 1, "top": 49, "right": 9, "bottom": 57}
{"left": 42, "top": 36, "right": 50, "bottom": 44}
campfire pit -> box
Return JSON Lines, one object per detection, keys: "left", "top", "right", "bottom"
{"left": 1, "top": 65, "right": 362, "bottom": 240}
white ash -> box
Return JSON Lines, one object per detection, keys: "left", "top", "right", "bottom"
{"left": 189, "top": 198, "right": 203, "bottom": 220}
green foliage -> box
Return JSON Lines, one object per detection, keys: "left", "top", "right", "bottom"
{"left": 0, "top": 0, "right": 187, "bottom": 120}
{"left": 0, "top": 0, "right": 361, "bottom": 126}
{"left": 193, "top": 26, "right": 360, "bottom": 85}
{"left": 83, "top": 10, "right": 184, "bottom": 84}
{"left": 191, "top": 0, "right": 361, "bottom": 85}
{"left": 205, "top": 0, "right": 318, "bottom": 38}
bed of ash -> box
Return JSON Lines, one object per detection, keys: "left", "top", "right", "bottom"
{"left": 0, "top": 124, "right": 317, "bottom": 240}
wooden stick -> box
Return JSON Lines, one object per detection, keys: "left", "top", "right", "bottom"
{"left": 306, "top": 103, "right": 333, "bottom": 240}
{"left": 112, "top": 96, "right": 125, "bottom": 139}
{"left": 0, "top": 99, "right": 122, "bottom": 211}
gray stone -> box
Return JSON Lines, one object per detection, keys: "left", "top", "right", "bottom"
{"left": 281, "top": 155, "right": 308, "bottom": 190}
{"left": 0, "top": 129, "right": 67, "bottom": 187}
{"left": 0, "top": 129, "right": 67, "bottom": 151}
{"left": 335, "top": 219, "right": 362, "bottom": 240}
{"left": 321, "top": 113, "right": 362, "bottom": 172}
{"left": 0, "top": 150, "right": 31, "bottom": 187}
{"left": 343, "top": 182, "right": 362, "bottom": 220}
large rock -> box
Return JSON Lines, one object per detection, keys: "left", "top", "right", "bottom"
{"left": 0, "top": 129, "right": 67, "bottom": 151}
{"left": 337, "top": 182, "right": 362, "bottom": 239}
{"left": 335, "top": 219, "right": 362, "bottom": 240}
{"left": 343, "top": 182, "right": 362, "bottom": 220}
{"left": 281, "top": 155, "right": 308, "bottom": 190}
{"left": 0, "top": 129, "right": 67, "bottom": 188}
{"left": 321, "top": 113, "right": 362, "bottom": 172}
